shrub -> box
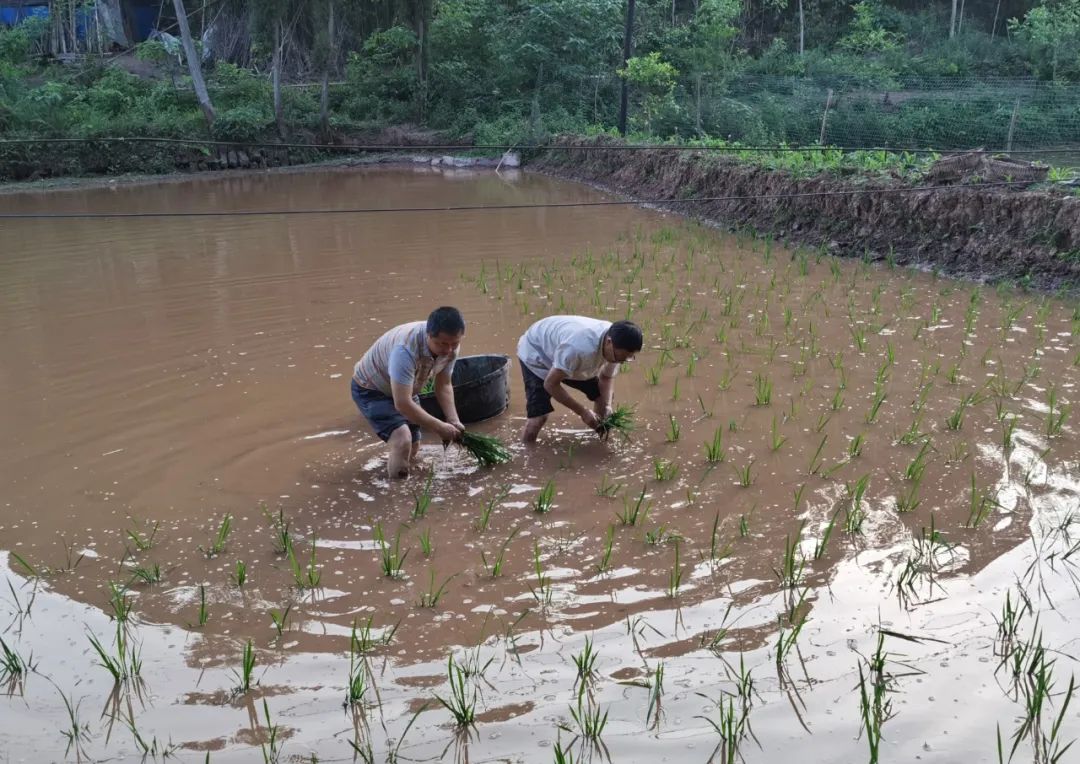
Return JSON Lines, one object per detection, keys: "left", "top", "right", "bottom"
{"left": 212, "top": 106, "right": 269, "bottom": 143}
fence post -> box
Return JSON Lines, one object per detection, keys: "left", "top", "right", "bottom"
{"left": 695, "top": 74, "right": 703, "bottom": 135}
{"left": 1006, "top": 98, "right": 1020, "bottom": 153}
{"left": 819, "top": 88, "right": 834, "bottom": 145}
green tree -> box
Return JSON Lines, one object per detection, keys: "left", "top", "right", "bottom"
{"left": 1009, "top": 0, "right": 1080, "bottom": 80}
{"left": 619, "top": 51, "right": 679, "bottom": 133}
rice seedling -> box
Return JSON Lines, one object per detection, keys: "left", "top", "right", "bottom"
{"left": 830, "top": 388, "right": 845, "bottom": 411}
{"left": 814, "top": 509, "right": 842, "bottom": 560}
{"left": 769, "top": 416, "right": 788, "bottom": 451}
{"left": 418, "top": 528, "right": 433, "bottom": 557}
{"left": 897, "top": 415, "right": 927, "bottom": 446}
{"left": 553, "top": 735, "right": 576, "bottom": 764}
{"left": 8, "top": 552, "right": 43, "bottom": 579}
{"left": 739, "top": 504, "right": 757, "bottom": 538}
{"left": 734, "top": 460, "right": 754, "bottom": 487}
{"left": 0, "top": 636, "right": 33, "bottom": 683}
{"left": 599, "top": 405, "right": 635, "bottom": 441}
{"left": 259, "top": 699, "right": 282, "bottom": 763}
{"left": 851, "top": 324, "right": 868, "bottom": 352}
{"left": 107, "top": 581, "right": 134, "bottom": 624}
{"left": 269, "top": 603, "right": 292, "bottom": 637}
{"left": 597, "top": 525, "right": 616, "bottom": 574}
{"left": 125, "top": 518, "right": 159, "bottom": 552}
{"left": 475, "top": 484, "right": 509, "bottom": 532}
{"left": 129, "top": 563, "right": 162, "bottom": 586}
{"left": 231, "top": 639, "right": 257, "bottom": 695}
{"left": 665, "top": 414, "right": 681, "bottom": 442}
{"left": 56, "top": 686, "right": 91, "bottom": 759}
{"left": 617, "top": 485, "right": 652, "bottom": 526}
{"left": 666, "top": 542, "right": 684, "bottom": 598}
{"left": 845, "top": 474, "right": 871, "bottom": 534}
{"left": 374, "top": 523, "right": 408, "bottom": 579}
{"left": 895, "top": 478, "right": 922, "bottom": 514}
{"left": 287, "top": 536, "right": 321, "bottom": 589}
{"left": 687, "top": 352, "right": 699, "bottom": 377}
{"left": 262, "top": 505, "right": 291, "bottom": 555}
{"left": 849, "top": 433, "right": 866, "bottom": 458}
{"left": 232, "top": 560, "right": 247, "bottom": 588}
{"left": 704, "top": 428, "right": 726, "bottom": 463}
{"left": 645, "top": 365, "right": 662, "bottom": 385}
{"left": 1046, "top": 386, "right": 1070, "bottom": 438}
{"left": 865, "top": 387, "right": 888, "bottom": 424}
{"left": 945, "top": 393, "right": 976, "bottom": 431}
{"left": 529, "top": 541, "right": 554, "bottom": 607}
{"left": 411, "top": 470, "right": 434, "bottom": 519}
{"left": 562, "top": 682, "right": 610, "bottom": 751}
{"left": 753, "top": 374, "right": 773, "bottom": 406}
{"left": 350, "top": 616, "right": 399, "bottom": 654}
{"left": 671, "top": 377, "right": 681, "bottom": 401}
{"left": 653, "top": 457, "right": 679, "bottom": 482}
{"left": 460, "top": 431, "right": 513, "bottom": 466}
{"left": 533, "top": 479, "right": 556, "bottom": 513}
{"left": 808, "top": 435, "right": 828, "bottom": 475}
{"left": 87, "top": 622, "right": 141, "bottom": 683}
{"left": 434, "top": 657, "right": 477, "bottom": 734}
{"left": 856, "top": 634, "right": 896, "bottom": 764}
{"left": 774, "top": 523, "right": 806, "bottom": 589}
{"left": 814, "top": 410, "right": 832, "bottom": 433}
{"left": 417, "top": 570, "right": 455, "bottom": 608}
{"left": 905, "top": 441, "right": 933, "bottom": 482}
{"left": 200, "top": 513, "right": 232, "bottom": 559}
{"left": 572, "top": 636, "right": 599, "bottom": 689}
{"left": 595, "top": 473, "right": 622, "bottom": 498}
{"left": 775, "top": 589, "right": 809, "bottom": 665}
{"left": 697, "top": 693, "right": 751, "bottom": 764}
{"left": 967, "top": 474, "right": 999, "bottom": 528}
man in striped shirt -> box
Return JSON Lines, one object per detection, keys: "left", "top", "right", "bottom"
{"left": 351, "top": 307, "right": 466, "bottom": 478}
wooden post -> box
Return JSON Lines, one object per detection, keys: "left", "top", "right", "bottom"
{"left": 1006, "top": 98, "right": 1020, "bottom": 153}
{"left": 618, "top": 0, "right": 636, "bottom": 136}
{"left": 695, "top": 73, "right": 702, "bottom": 135}
{"left": 819, "top": 89, "right": 833, "bottom": 145}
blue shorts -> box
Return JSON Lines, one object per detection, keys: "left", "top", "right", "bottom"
{"left": 351, "top": 380, "right": 421, "bottom": 443}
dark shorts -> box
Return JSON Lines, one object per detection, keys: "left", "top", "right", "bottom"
{"left": 351, "top": 380, "right": 421, "bottom": 443}
{"left": 519, "top": 359, "right": 600, "bottom": 419}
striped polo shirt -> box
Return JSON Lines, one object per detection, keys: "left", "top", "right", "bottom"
{"left": 353, "top": 321, "right": 457, "bottom": 397}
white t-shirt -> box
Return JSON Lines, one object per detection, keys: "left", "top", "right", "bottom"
{"left": 517, "top": 316, "right": 620, "bottom": 381}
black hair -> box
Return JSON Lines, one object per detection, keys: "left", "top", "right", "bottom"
{"left": 427, "top": 306, "right": 465, "bottom": 336}
{"left": 607, "top": 320, "right": 643, "bottom": 352}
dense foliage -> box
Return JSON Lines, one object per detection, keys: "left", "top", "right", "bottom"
{"left": 0, "top": 1, "right": 1078, "bottom": 151}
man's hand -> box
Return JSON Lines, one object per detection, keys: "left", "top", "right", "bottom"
{"left": 581, "top": 409, "right": 601, "bottom": 431}
{"left": 437, "top": 421, "right": 463, "bottom": 443}
{"left": 447, "top": 418, "right": 466, "bottom": 436}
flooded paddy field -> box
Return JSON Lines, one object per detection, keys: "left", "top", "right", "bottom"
{"left": 1, "top": 165, "right": 1079, "bottom": 763}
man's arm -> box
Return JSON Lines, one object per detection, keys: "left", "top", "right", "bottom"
{"left": 391, "top": 380, "right": 461, "bottom": 441}
{"left": 596, "top": 371, "right": 616, "bottom": 418}
{"left": 544, "top": 368, "right": 601, "bottom": 429}
{"left": 433, "top": 368, "right": 464, "bottom": 433}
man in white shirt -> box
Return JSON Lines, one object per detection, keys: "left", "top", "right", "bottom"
{"left": 517, "top": 316, "right": 643, "bottom": 442}
{"left": 351, "top": 307, "right": 466, "bottom": 478}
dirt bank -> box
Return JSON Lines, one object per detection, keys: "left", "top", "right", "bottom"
{"left": 529, "top": 136, "right": 1080, "bottom": 292}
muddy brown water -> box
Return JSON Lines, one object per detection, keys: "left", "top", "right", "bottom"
{"left": 1, "top": 165, "right": 1078, "bottom": 762}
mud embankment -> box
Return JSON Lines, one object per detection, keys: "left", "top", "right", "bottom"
{"left": 529, "top": 136, "right": 1080, "bottom": 291}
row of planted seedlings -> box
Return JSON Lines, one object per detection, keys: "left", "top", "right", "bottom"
{"left": 460, "top": 220, "right": 1079, "bottom": 759}
{"left": 4, "top": 221, "right": 1077, "bottom": 760}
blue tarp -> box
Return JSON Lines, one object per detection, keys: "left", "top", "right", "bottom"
{"left": 129, "top": 4, "right": 160, "bottom": 43}
{"left": 0, "top": 4, "right": 48, "bottom": 27}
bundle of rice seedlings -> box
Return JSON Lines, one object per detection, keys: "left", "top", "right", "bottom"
{"left": 460, "top": 431, "right": 512, "bottom": 466}
{"left": 599, "top": 405, "right": 635, "bottom": 441}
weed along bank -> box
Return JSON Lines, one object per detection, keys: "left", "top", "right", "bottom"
{"left": 2, "top": 163, "right": 1079, "bottom": 760}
